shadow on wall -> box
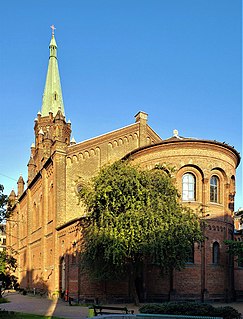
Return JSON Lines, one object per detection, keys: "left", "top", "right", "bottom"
{"left": 19, "top": 268, "right": 51, "bottom": 297}
{"left": 16, "top": 212, "right": 238, "bottom": 304}
{"left": 17, "top": 237, "right": 82, "bottom": 302}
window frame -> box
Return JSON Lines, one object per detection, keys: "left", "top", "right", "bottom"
{"left": 210, "top": 175, "right": 219, "bottom": 203}
{"left": 182, "top": 172, "right": 196, "bottom": 201}
{"left": 212, "top": 241, "right": 220, "bottom": 264}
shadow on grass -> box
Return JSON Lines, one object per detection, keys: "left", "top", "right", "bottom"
{"left": 0, "top": 297, "right": 9, "bottom": 303}
{"left": 0, "top": 309, "right": 65, "bottom": 319}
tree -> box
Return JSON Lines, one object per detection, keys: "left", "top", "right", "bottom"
{"left": 225, "top": 239, "right": 243, "bottom": 266}
{"left": 0, "top": 185, "right": 8, "bottom": 225}
{"left": 79, "top": 161, "right": 203, "bottom": 303}
{"left": 225, "top": 208, "right": 243, "bottom": 267}
{"left": 0, "top": 185, "right": 17, "bottom": 295}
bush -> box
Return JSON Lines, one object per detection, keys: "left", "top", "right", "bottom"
{"left": 139, "top": 304, "right": 165, "bottom": 314}
{"left": 213, "top": 306, "right": 242, "bottom": 319}
{"left": 0, "top": 298, "right": 8, "bottom": 304}
{"left": 139, "top": 302, "right": 215, "bottom": 315}
{"left": 139, "top": 302, "right": 241, "bottom": 319}
{"left": 0, "top": 308, "right": 17, "bottom": 318}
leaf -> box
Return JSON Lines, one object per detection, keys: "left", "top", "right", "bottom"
{"left": 79, "top": 160, "right": 203, "bottom": 280}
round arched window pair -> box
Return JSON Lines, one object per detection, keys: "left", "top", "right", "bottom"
{"left": 182, "top": 173, "right": 219, "bottom": 203}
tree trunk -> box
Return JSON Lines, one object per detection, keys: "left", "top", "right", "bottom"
{"left": 169, "top": 268, "right": 174, "bottom": 301}
{"left": 129, "top": 263, "right": 140, "bottom": 306}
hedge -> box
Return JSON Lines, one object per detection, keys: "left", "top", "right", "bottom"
{"left": 139, "top": 302, "right": 241, "bottom": 319}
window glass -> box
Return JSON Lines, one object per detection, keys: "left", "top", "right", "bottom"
{"left": 182, "top": 173, "right": 196, "bottom": 201}
{"left": 210, "top": 175, "right": 219, "bottom": 203}
{"left": 48, "top": 184, "right": 54, "bottom": 221}
{"left": 212, "top": 242, "right": 220, "bottom": 264}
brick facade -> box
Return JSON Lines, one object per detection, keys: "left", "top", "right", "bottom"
{"left": 6, "top": 33, "right": 241, "bottom": 303}
{"left": 7, "top": 115, "right": 240, "bottom": 302}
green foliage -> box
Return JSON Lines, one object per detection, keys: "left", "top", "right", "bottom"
{"left": 213, "top": 306, "right": 242, "bottom": 319}
{"left": 79, "top": 161, "right": 203, "bottom": 281}
{"left": 139, "top": 302, "right": 241, "bottom": 319}
{"left": 0, "top": 185, "right": 17, "bottom": 284}
{"left": 0, "top": 309, "right": 17, "bottom": 318}
{"left": 0, "top": 310, "right": 65, "bottom": 319}
{"left": 139, "top": 302, "right": 214, "bottom": 315}
{"left": 0, "top": 251, "right": 18, "bottom": 291}
{"left": 0, "top": 298, "right": 8, "bottom": 304}
{"left": 0, "top": 185, "right": 8, "bottom": 224}
{"left": 225, "top": 240, "right": 243, "bottom": 265}
{"left": 0, "top": 250, "right": 17, "bottom": 274}
{"left": 0, "top": 238, "right": 17, "bottom": 280}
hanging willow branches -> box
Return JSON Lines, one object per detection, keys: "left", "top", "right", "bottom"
{"left": 79, "top": 161, "right": 203, "bottom": 292}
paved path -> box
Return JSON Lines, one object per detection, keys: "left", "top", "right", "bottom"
{"left": 1, "top": 291, "right": 243, "bottom": 318}
{"left": 1, "top": 292, "right": 89, "bottom": 319}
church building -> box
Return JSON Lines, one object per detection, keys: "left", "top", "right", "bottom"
{"left": 7, "top": 30, "right": 241, "bottom": 302}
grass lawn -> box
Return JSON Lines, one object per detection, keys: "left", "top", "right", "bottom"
{"left": 0, "top": 297, "right": 9, "bottom": 303}
{"left": 0, "top": 312, "right": 65, "bottom": 319}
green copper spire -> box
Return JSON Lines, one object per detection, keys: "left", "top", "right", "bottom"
{"left": 41, "top": 25, "right": 65, "bottom": 117}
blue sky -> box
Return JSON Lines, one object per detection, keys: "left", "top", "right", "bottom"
{"left": 0, "top": 0, "right": 242, "bottom": 208}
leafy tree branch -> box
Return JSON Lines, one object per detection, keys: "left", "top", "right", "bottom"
{"left": 79, "top": 161, "right": 203, "bottom": 303}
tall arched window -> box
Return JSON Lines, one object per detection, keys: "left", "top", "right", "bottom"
{"left": 210, "top": 175, "right": 219, "bottom": 203}
{"left": 48, "top": 183, "right": 54, "bottom": 221}
{"left": 36, "top": 203, "right": 39, "bottom": 228}
{"left": 39, "top": 195, "right": 43, "bottom": 226}
{"left": 212, "top": 241, "right": 220, "bottom": 264}
{"left": 182, "top": 173, "right": 196, "bottom": 201}
{"left": 33, "top": 202, "right": 37, "bottom": 230}
{"left": 21, "top": 214, "right": 24, "bottom": 237}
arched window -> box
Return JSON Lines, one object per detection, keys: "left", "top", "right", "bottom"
{"left": 21, "top": 214, "right": 24, "bottom": 237}
{"left": 182, "top": 173, "right": 196, "bottom": 201}
{"left": 33, "top": 202, "right": 37, "bottom": 230}
{"left": 48, "top": 184, "right": 54, "bottom": 221}
{"left": 36, "top": 203, "right": 39, "bottom": 228}
{"left": 39, "top": 195, "right": 42, "bottom": 226}
{"left": 210, "top": 175, "right": 219, "bottom": 203}
{"left": 212, "top": 241, "right": 220, "bottom": 264}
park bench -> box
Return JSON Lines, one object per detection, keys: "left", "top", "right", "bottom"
{"left": 92, "top": 304, "right": 134, "bottom": 316}
{"left": 68, "top": 296, "right": 80, "bottom": 305}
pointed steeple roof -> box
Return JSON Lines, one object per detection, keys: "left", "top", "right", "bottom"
{"left": 41, "top": 26, "right": 65, "bottom": 117}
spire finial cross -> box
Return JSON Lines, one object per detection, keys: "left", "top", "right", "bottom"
{"left": 50, "top": 24, "right": 56, "bottom": 35}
